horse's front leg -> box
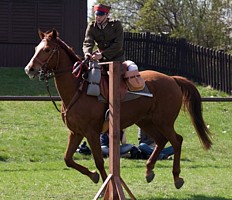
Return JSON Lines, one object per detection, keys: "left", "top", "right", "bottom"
{"left": 64, "top": 131, "right": 100, "bottom": 183}
{"left": 87, "top": 135, "right": 108, "bottom": 183}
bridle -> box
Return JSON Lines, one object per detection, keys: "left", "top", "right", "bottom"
{"left": 34, "top": 38, "right": 62, "bottom": 112}
{"left": 33, "top": 38, "right": 88, "bottom": 113}
{"left": 35, "top": 39, "right": 60, "bottom": 81}
{"left": 35, "top": 38, "right": 89, "bottom": 114}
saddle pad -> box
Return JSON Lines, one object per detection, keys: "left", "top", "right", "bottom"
{"left": 98, "top": 84, "right": 152, "bottom": 102}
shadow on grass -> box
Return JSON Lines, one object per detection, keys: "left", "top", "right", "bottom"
{"left": 138, "top": 195, "right": 229, "bottom": 200}
{"left": 0, "top": 167, "right": 67, "bottom": 172}
{"left": 0, "top": 155, "right": 9, "bottom": 162}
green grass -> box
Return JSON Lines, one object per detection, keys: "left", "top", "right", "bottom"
{"left": 1, "top": 67, "right": 58, "bottom": 96}
{"left": 0, "top": 68, "right": 232, "bottom": 199}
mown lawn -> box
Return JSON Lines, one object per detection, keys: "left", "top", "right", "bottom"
{"left": 0, "top": 67, "right": 231, "bottom": 199}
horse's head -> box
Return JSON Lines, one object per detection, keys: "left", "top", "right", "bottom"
{"left": 25, "top": 29, "right": 61, "bottom": 80}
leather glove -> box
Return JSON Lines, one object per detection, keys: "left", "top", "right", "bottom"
{"left": 92, "top": 52, "right": 102, "bottom": 60}
{"left": 84, "top": 53, "right": 92, "bottom": 60}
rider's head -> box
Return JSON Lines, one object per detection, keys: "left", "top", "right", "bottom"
{"left": 93, "top": 4, "right": 111, "bottom": 24}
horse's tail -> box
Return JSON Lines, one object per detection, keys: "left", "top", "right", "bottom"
{"left": 173, "top": 76, "right": 212, "bottom": 150}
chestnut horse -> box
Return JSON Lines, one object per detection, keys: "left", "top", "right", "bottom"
{"left": 24, "top": 29, "right": 212, "bottom": 190}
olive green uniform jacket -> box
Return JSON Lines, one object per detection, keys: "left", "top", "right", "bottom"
{"left": 83, "top": 19, "right": 125, "bottom": 62}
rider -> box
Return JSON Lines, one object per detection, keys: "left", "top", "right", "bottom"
{"left": 138, "top": 128, "right": 174, "bottom": 160}
{"left": 82, "top": 3, "right": 125, "bottom": 63}
{"left": 100, "top": 129, "right": 133, "bottom": 158}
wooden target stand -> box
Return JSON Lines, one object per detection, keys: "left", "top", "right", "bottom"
{"left": 93, "top": 62, "right": 136, "bottom": 200}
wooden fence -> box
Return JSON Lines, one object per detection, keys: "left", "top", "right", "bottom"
{"left": 1, "top": 96, "right": 232, "bottom": 102}
{"left": 124, "top": 32, "right": 232, "bottom": 95}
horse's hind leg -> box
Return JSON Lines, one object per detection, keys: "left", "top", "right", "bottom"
{"left": 156, "top": 126, "right": 184, "bottom": 189}
{"left": 138, "top": 120, "right": 184, "bottom": 189}
{"left": 160, "top": 125, "right": 184, "bottom": 189}
{"left": 145, "top": 136, "right": 167, "bottom": 183}
{"left": 148, "top": 128, "right": 184, "bottom": 189}
{"left": 64, "top": 131, "right": 100, "bottom": 184}
{"left": 169, "top": 132, "right": 184, "bottom": 189}
{"left": 137, "top": 121, "right": 168, "bottom": 183}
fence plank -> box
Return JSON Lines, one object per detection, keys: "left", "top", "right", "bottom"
{"left": 0, "top": 96, "right": 232, "bottom": 102}
{"left": 124, "top": 32, "right": 232, "bottom": 95}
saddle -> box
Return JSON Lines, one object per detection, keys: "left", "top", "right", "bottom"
{"left": 86, "top": 60, "right": 151, "bottom": 133}
{"left": 99, "top": 71, "right": 128, "bottom": 101}
{"left": 99, "top": 62, "right": 146, "bottom": 101}
{"left": 86, "top": 60, "right": 147, "bottom": 102}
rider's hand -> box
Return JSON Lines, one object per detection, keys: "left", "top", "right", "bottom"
{"left": 92, "top": 52, "right": 102, "bottom": 60}
{"left": 84, "top": 53, "right": 92, "bottom": 60}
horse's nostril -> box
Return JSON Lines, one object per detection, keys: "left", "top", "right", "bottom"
{"left": 29, "top": 67, "right": 34, "bottom": 72}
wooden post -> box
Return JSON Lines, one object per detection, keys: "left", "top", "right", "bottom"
{"left": 94, "top": 61, "right": 136, "bottom": 200}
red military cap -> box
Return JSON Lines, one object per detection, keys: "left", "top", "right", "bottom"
{"left": 94, "top": 4, "right": 111, "bottom": 16}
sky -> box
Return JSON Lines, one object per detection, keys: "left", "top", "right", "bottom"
{"left": 88, "top": 0, "right": 96, "bottom": 8}
{"left": 88, "top": 0, "right": 96, "bottom": 16}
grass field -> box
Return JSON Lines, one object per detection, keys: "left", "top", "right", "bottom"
{"left": 0, "top": 67, "right": 232, "bottom": 199}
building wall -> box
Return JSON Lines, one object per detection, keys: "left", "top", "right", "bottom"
{"left": 0, "top": 0, "right": 87, "bottom": 67}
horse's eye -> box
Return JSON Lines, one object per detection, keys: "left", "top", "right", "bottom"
{"left": 44, "top": 48, "right": 51, "bottom": 53}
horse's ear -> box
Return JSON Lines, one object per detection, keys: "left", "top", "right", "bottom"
{"left": 52, "top": 29, "right": 59, "bottom": 39}
{"left": 38, "top": 29, "right": 45, "bottom": 39}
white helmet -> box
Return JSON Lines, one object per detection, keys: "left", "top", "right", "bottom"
{"left": 123, "top": 60, "right": 138, "bottom": 71}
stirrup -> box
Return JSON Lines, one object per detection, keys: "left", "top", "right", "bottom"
{"left": 105, "top": 109, "right": 109, "bottom": 120}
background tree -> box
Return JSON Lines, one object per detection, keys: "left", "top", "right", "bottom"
{"left": 95, "top": 0, "right": 145, "bottom": 30}
{"left": 96, "top": 0, "right": 231, "bottom": 52}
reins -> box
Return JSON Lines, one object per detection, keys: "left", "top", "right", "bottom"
{"left": 36, "top": 40, "right": 61, "bottom": 112}
{"left": 38, "top": 37, "right": 88, "bottom": 113}
{"left": 45, "top": 78, "right": 61, "bottom": 112}
{"left": 43, "top": 72, "right": 85, "bottom": 114}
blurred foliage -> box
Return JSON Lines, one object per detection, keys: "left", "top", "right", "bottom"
{"left": 95, "top": 0, "right": 232, "bottom": 53}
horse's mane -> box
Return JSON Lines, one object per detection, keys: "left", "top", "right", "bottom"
{"left": 55, "top": 37, "right": 82, "bottom": 64}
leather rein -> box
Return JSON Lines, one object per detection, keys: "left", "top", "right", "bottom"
{"left": 35, "top": 38, "right": 84, "bottom": 113}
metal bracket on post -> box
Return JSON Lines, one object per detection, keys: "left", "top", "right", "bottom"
{"left": 93, "top": 61, "right": 136, "bottom": 200}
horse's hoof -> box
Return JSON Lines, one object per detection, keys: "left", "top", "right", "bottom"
{"left": 175, "top": 178, "right": 184, "bottom": 189}
{"left": 90, "top": 171, "right": 100, "bottom": 184}
{"left": 146, "top": 171, "right": 155, "bottom": 183}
